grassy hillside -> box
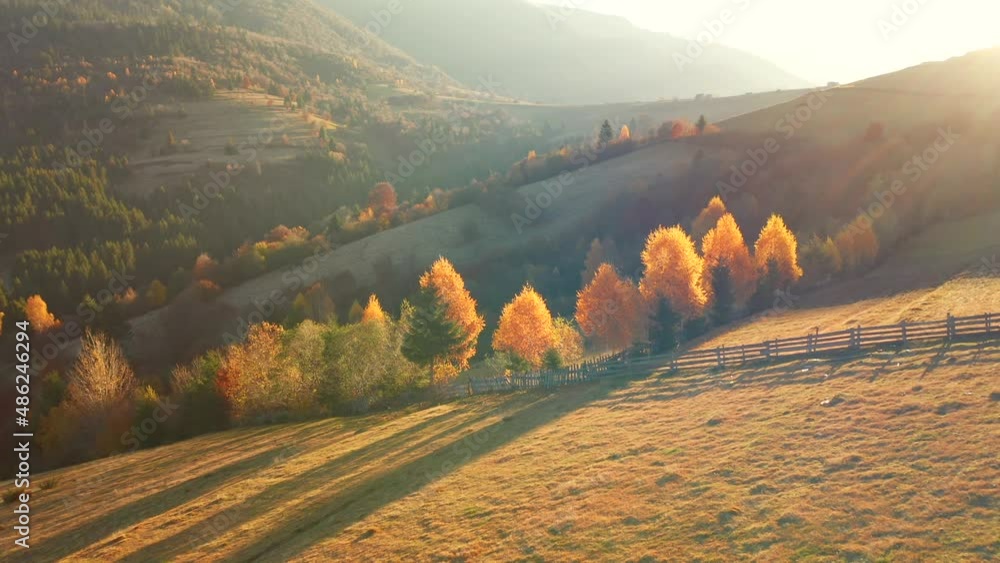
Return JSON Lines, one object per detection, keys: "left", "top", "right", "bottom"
{"left": 9, "top": 336, "right": 997, "bottom": 560}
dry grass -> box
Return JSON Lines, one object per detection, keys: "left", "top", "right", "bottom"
{"left": 8, "top": 337, "right": 998, "bottom": 561}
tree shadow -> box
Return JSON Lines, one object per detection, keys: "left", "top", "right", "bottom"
{"left": 37, "top": 407, "right": 450, "bottom": 560}
{"left": 131, "top": 380, "right": 623, "bottom": 561}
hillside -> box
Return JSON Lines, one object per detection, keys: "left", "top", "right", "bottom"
{"left": 8, "top": 335, "right": 997, "bottom": 560}
{"left": 319, "top": 0, "right": 811, "bottom": 104}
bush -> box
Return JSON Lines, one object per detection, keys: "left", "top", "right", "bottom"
{"left": 169, "top": 351, "right": 229, "bottom": 438}
{"left": 321, "top": 320, "right": 417, "bottom": 414}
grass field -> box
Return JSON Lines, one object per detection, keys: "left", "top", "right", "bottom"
{"left": 8, "top": 335, "right": 998, "bottom": 561}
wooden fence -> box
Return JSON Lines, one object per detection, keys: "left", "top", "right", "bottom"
{"left": 445, "top": 312, "right": 999, "bottom": 398}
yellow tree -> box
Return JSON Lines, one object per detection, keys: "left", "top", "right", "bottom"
{"left": 419, "top": 257, "right": 486, "bottom": 368}
{"left": 639, "top": 226, "right": 707, "bottom": 318}
{"left": 553, "top": 318, "right": 584, "bottom": 365}
{"left": 701, "top": 213, "right": 757, "bottom": 303}
{"left": 361, "top": 294, "right": 387, "bottom": 323}
{"left": 25, "top": 295, "right": 60, "bottom": 334}
{"left": 754, "top": 214, "right": 804, "bottom": 285}
{"left": 619, "top": 124, "right": 631, "bottom": 141}
{"left": 575, "top": 263, "right": 644, "bottom": 350}
{"left": 691, "top": 196, "right": 728, "bottom": 241}
{"left": 492, "top": 285, "right": 557, "bottom": 367}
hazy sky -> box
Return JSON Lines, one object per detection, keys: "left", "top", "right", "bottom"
{"left": 533, "top": 0, "right": 1000, "bottom": 84}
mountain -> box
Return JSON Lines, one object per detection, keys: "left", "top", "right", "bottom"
{"left": 317, "top": 0, "right": 811, "bottom": 104}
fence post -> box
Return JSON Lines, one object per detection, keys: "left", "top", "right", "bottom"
{"left": 741, "top": 344, "right": 746, "bottom": 363}
{"left": 764, "top": 341, "right": 771, "bottom": 360}
{"left": 900, "top": 321, "right": 907, "bottom": 347}
{"left": 716, "top": 347, "right": 723, "bottom": 367}
{"left": 988, "top": 312, "right": 993, "bottom": 335}
{"left": 947, "top": 313, "right": 956, "bottom": 340}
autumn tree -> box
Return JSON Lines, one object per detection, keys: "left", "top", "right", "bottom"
{"left": 581, "top": 237, "right": 620, "bottom": 286}
{"left": 754, "top": 214, "right": 804, "bottom": 285}
{"left": 419, "top": 257, "right": 486, "bottom": 368}
{"left": 691, "top": 196, "right": 728, "bottom": 241}
{"left": 701, "top": 213, "right": 757, "bottom": 304}
{"left": 493, "top": 285, "right": 557, "bottom": 367}
{"left": 369, "top": 182, "right": 398, "bottom": 217}
{"left": 217, "top": 322, "right": 311, "bottom": 422}
{"left": 361, "top": 294, "right": 387, "bottom": 323}
{"left": 553, "top": 318, "right": 584, "bottom": 365}
{"left": 835, "top": 218, "right": 880, "bottom": 273}
{"left": 348, "top": 299, "right": 364, "bottom": 323}
{"left": 25, "top": 294, "right": 60, "bottom": 333}
{"left": 575, "top": 264, "right": 644, "bottom": 351}
{"left": 145, "top": 280, "right": 168, "bottom": 308}
{"left": 639, "top": 226, "right": 707, "bottom": 318}
{"left": 68, "top": 330, "right": 137, "bottom": 417}
{"left": 402, "top": 288, "right": 463, "bottom": 385}
{"left": 800, "top": 234, "right": 843, "bottom": 285}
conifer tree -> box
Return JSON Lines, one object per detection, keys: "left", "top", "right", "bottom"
{"left": 402, "top": 288, "right": 462, "bottom": 386}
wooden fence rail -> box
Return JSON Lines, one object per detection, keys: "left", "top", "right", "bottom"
{"left": 445, "top": 312, "right": 999, "bottom": 398}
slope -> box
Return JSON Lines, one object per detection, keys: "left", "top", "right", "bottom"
{"left": 8, "top": 337, "right": 997, "bottom": 560}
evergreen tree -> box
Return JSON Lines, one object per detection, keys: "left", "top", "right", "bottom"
{"left": 749, "top": 259, "right": 782, "bottom": 313}
{"left": 696, "top": 115, "right": 708, "bottom": 134}
{"left": 599, "top": 119, "right": 614, "bottom": 144}
{"left": 402, "top": 288, "right": 463, "bottom": 386}
{"left": 648, "top": 299, "right": 681, "bottom": 354}
{"left": 709, "top": 264, "right": 735, "bottom": 326}
{"left": 542, "top": 348, "right": 563, "bottom": 371}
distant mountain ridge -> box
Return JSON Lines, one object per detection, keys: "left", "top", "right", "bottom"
{"left": 317, "top": 0, "right": 811, "bottom": 104}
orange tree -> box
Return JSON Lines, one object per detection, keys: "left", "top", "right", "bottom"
{"left": 575, "top": 263, "right": 644, "bottom": 350}
{"left": 492, "top": 284, "right": 557, "bottom": 368}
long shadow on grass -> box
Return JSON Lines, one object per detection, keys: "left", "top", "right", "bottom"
{"left": 36, "top": 416, "right": 391, "bottom": 560}
{"left": 151, "top": 379, "right": 623, "bottom": 561}
{"left": 119, "top": 401, "right": 505, "bottom": 561}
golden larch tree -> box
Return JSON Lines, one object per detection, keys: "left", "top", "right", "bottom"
{"left": 835, "top": 218, "right": 880, "bottom": 273}
{"left": 553, "top": 318, "right": 584, "bottom": 365}
{"left": 575, "top": 263, "right": 644, "bottom": 350}
{"left": 361, "top": 294, "right": 387, "bottom": 323}
{"left": 26, "top": 295, "right": 60, "bottom": 334}
{"left": 639, "top": 226, "right": 707, "bottom": 318}
{"left": 701, "top": 213, "right": 757, "bottom": 304}
{"left": 619, "top": 124, "right": 631, "bottom": 141}
{"left": 492, "top": 285, "right": 557, "bottom": 367}
{"left": 691, "top": 196, "right": 728, "bottom": 240}
{"left": 754, "top": 214, "right": 804, "bottom": 285}
{"left": 419, "top": 257, "right": 486, "bottom": 368}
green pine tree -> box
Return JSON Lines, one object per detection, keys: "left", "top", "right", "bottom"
{"left": 649, "top": 299, "right": 681, "bottom": 354}
{"left": 749, "top": 259, "right": 782, "bottom": 314}
{"left": 599, "top": 119, "right": 614, "bottom": 144}
{"left": 401, "top": 288, "right": 463, "bottom": 386}
{"left": 709, "top": 264, "right": 735, "bottom": 327}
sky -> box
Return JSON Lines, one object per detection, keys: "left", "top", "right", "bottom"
{"left": 533, "top": 0, "right": 1000, "bottom": 85}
